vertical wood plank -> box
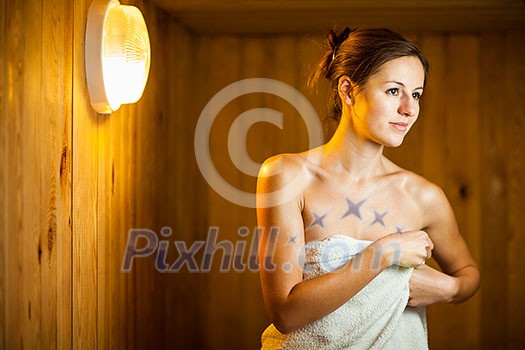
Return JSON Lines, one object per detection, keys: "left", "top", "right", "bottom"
{"left": 72, "top": 0, "right": 98, "bottom": 347}
{"left": 0, "top": 0, "right": 5, "bottom": 346}
{"left": 2, "top": 0, "right": 73, "bottom": 347}
{"left": 239, "top": 35, "right": 272, "bottom": 349}
{"left": 479, "top": 33, "right": 508, "bottom": 350}
{"left": 133, "top": 3, "right": 165, "bottom": 348}
{"left": 447, "top": 34, "right": 483, "bottom": 257}
{"left": 140, "top": 3, "right": 173, "bottom": 347}
{"left": 41, "top": 0, "right": 73, "bottom": 348}
{"left": 202, "top": 34, "right": 242, "bottom": 349}
{"left": 96, "top": 85, "right": 111, "bottom": 350}
{"left": 439, "top": 34, "right": 481, "bottom": 349}
{"left": 4, "top": 1, "right": 26, "bottom": 347}
{"left": 150, "top": 7, "right": 173, "bottom": 347}
{"left": 266, "top": 35, "right": 303, "bottom": 154}
{"left": 21, "top": 0, "right": 44, "bottom": 348}
{"left": 505, "top": 31, "right": 525, "bottom": 349}
{"left": 40, "top": 0, "right": 58, "bottom": 341}
{"left": 191, "top": 34, "right": 212, "bottom": 350}
{"left": 168, "top": 20, "right": 209, "bottom": 349}
{"left": 136, "top": 2, "right": 165, "bottom": 349}
{"left": 114, "top": 4, "right": 147, "bottom": 350}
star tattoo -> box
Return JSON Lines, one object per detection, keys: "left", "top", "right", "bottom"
{"left": 287, "top": 233, "right": 298, "bottom": 245}
{"left": 369, "top": 210, "right": 389, "bottom": 227}
{"left": 307, "top": 212, "right": 327, "bottom": 229}
{"left": 394, "top": 225, "right": 405, "bottom": 234}
{"left": 341, "top": 198, "right": 366, "bottom": 221}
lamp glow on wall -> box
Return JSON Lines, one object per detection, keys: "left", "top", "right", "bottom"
{"left": 85, "top": 0, "right": 151, "bottom": 114}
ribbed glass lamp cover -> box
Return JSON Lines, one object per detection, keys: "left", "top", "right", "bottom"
{"left": 85, "top": 0, "right": 151, "bottom": 114}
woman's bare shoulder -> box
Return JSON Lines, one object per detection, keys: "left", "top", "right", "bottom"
{"left": 257, "top": 149, "right": 324, "bottom": 209}
{"left": 405, "top": 172, "right": 446, "bottom": 208}
{"left": 259, "top": 147, "right": 323, "bottom": 181}
{"left": 383, "top": 158, "right": 446, "bottom": 208}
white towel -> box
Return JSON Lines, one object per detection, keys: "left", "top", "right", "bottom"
{"left": 261, "top": 235, "right": 428, "bottom": 350}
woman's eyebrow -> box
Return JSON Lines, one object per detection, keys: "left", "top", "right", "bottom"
{"left": 385, "top": 80, "right": 424, "bottom": 91}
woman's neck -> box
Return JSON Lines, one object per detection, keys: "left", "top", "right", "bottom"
{"left": 323, "top": 118, "right": 385, "bottom": 181}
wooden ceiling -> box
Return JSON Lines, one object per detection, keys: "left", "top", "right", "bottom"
{"left": 148, "top": 0, "right": 525, "bottom": 34}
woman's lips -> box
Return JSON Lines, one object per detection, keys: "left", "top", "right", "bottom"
{"left": 390, "top": 122, "right": 408, "bottom": 132}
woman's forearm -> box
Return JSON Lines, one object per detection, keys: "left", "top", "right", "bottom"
{"left": 272, "top": 242, "right": 391, "bottom": 334}
{"left": 449, "top": 264, "right": 480, "bottom": 303}
{"left": 408, "top": 263, "right": 480, "bottom": 306}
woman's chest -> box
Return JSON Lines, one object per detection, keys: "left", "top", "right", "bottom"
{"left": 301, "top": 179, "right": 426, "bottom": 243}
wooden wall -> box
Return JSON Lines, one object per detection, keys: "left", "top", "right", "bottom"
{"left": 0, "top": 0, "right": 524, "bottom": 349}
{"left": 71, "top": 0, "right": 209, "bottom": 349}
{"left": 1, "top": 0, "right": 73, "bottom": 348}
{"left": 1, "top": 0, "right": 207, "bottom": 348}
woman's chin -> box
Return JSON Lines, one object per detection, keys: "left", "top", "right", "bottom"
{"left": 382, "top": 137, "right": 405, "bottom": 148}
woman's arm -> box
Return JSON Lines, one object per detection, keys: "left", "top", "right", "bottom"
{"left": 257, "top": 155, "right": 433, "bottom": 333}
{"left": 408, "top": 183, "right": 480, "bottom": 307}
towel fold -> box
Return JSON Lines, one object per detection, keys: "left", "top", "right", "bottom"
{"left": 261, "top": 235, "right": 428, "bottom": 350}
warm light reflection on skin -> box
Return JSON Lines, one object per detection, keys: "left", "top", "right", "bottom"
{"left": 344, "top": 56, "right": 424, "bottom": 148}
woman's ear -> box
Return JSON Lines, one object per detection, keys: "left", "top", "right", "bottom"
{"left": 338, "top": 75, "right": 353, "bottom": 106}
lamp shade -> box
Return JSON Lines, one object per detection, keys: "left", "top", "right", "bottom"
{"left": 85, "top": 0, "right": 151, "bottom": 114}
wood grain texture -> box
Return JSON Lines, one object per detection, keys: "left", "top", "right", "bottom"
{"left": 3, "top": 0, "right": 44, "bottom": 348}
{"left": 161, "top": 18, "right": 206, "bottom": 350}
{"left": 505, "top": 31, "right": 525, "bottom": 349}
{"left": 1, "top": 0, "right": 73, "bottom": 349}
{"left": 21, "top": 1, "right": 44, "bottom": 347}
{"left": 238, "top": 36, "right": 271, "bottom": 348}
{"left": 72, "top": 0, "right": 98, "bottom": 346}
{"left": 480, "top": 33, "right": 508, "bottom": 350}
{"left": 3, "top": 1, "right": 24, "bottom": 347}
{"left": 42, "top": 0, "right": 73, "bottom": 348}
{"left": 430, "top": 34, "right": 482, "bottom": 349}
{"left": 0, "top": 0, "right": 5, "bottom": 346}
{"left": 446, "top": 34, "right": 482, "bottom": 260}
{"left": 203, "top": 34, "right": 243, "bottom": 349}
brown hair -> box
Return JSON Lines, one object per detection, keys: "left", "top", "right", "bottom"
{"left": 310, "top": 27, "right": 429, "bottom": 126}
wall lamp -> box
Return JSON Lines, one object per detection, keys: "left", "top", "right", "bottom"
{"left": 85, "top": 0, "right": 151, "bottom": 114}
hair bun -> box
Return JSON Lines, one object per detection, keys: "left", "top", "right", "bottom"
{"left": 328, "top": 27, "right": 352, "bottom": 59}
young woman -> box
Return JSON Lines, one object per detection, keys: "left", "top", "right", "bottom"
{"left": 256, "top": 28, "right": 480, "bottom": 349}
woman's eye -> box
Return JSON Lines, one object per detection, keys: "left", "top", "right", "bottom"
{"left": 412, "top": 92, "right": 422, "bottom": 100}
{"left": 387, "top": 88, "right": 399, "bottom": 96}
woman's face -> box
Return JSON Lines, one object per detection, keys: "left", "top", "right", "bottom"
{"left": 347, "top": 56, "right": 425, "bottom": 147}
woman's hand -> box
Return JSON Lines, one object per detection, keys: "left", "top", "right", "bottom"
{"left": 378, "top": 231, "right": 434, "bottom": 268}
{"left": 408, "top": 264, "right": 459, "bottom": 307}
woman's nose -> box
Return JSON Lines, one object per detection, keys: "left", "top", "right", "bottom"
{"left": 398, "top": 95, "right": 418, "bottom": 117}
